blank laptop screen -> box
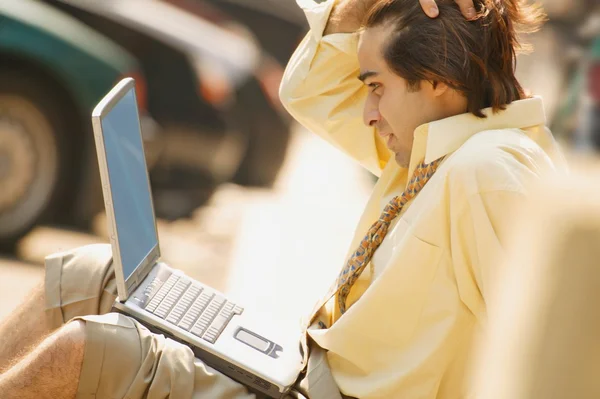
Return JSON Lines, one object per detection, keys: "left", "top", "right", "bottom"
{"left": 101, "top": 87, "right": 158, "bottom": 281}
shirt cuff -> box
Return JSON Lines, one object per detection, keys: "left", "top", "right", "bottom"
{"left": 295, "top": 0, "right": 336, "bottom": 41}
{"left": 322, "top": 31, "right": 360, "bottom": 56}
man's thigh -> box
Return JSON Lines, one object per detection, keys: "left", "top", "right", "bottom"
{"left": 75, "top": 313, "right": 256, "bottom": 399}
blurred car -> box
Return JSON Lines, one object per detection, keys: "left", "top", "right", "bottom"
{"left": 50, "top": 0, "right": 293, "bottom": 200}
{"left": 536, "top": 5, "right": 600, "bottom": 150}
{"left": 171, "top": 0, "right": 308, "bottom": 67}
{"left": 164, "top": 0, "right": 301, "bottom": 188}
{"left": 583, "top": 27, "right": 600, "bottom": 149}
{"left": 0, "top": 0, "right": 155, "bottom": 250}
{"left": 517, "top": 0, "right": 599, "bottom": 145}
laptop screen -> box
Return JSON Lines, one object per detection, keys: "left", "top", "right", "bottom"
{"left": 101, "top": 87, "right": 158, "bottom": 281}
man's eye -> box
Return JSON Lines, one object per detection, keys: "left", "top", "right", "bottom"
{"left": 368, "top": 83, "right": 381, "bottom": 93}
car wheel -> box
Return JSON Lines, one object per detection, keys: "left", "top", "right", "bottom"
{"left": 0, "top": 70, "right": 76, "bottom": 251}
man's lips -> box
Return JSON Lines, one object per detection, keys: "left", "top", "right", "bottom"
{"left": 386, "top": 135, "right": 394, "bottom": 147}
{"left": 376, "top": 128, "right": 395, "bottom": 148}
{"left": 379, "top": 132, "right": 394, "bottom": 147}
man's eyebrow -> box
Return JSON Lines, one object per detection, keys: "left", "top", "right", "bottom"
{"left": 358, "top": 71, "right": 378, "bottom": 82}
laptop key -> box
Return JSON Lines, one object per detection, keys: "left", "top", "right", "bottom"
{"left": 187, "top": 296, "right": 223, "bottom": 340}
{"left": 212, "top": 295, "right": 226, "bottom": 307}
{"left": 195, "top": 314, "right": 213, "bottom": 332}
{"left": 204, "top": 296, "right": 224, "bottom": 315}
{"left": 143, "top": 278, "right": 162, "bottom": 301}
{"left": 202, "top": 301, "right": 241, "bottom": 344}
{"left": 221, "top": 302, "right": 235, "bottom": 318}
{"left": 166, "top": 286, "right": 201, "bottom": 324}
{"left": 178, "top": 318, "right": 196, "bottom": 331}
{"left": 171, "top": 279, "right": 190, "bottom": 297}
{"left": 191, "top": 313, "right": 215, "bottom": 337}
{"left": 190, "top": 297, "right": 225, "bottom": 337}
{"left": 233, "top": 306, "right": 244, "bottom": 315}
{"left": 202, "top": 314, "right": 229, "bottom": 344}
{"left": 190, "top": 324, "right": 206, "bottom": 337}
{"left": 145, "top": 298, "right": 161, "bottom": 313}
{"left": 160, "top": 275, "right": 180, "bottom": 293}
{"left": 154, "top": 304, "right": 171, "bottom": 319}
{"left": 155, "top": 289, "right": 185, "bottom": 318}
{"left": 145, "top": 275, "right": 179, "bottom": 312}
{"left": 177, "top": 291, "right": 212, "bottom": 331}
{"left": 192, "top": 292, "right": 213, "bottom": 313}
{"left": 173, "top": 291, "right": 240, "bottom": 343}
{"left": 166, "top": 309, "right": 184, "bottom": 324}
{"left": 186, "top": 285, "right": 201, "bottom": 298}
{"left": 178, "top": 307, "right": 203, "bottom": 331}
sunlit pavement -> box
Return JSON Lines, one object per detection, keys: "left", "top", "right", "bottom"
{"left": 0, "top": 124, "right": 373, "bottom": 329}
{"left": 0, "top": 258, "right": 42, "bottom": 321}
{"left": 225, "top": 126, "right": 373, "bottom": 333}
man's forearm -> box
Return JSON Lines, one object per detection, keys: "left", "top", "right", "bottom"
{"left": 324, "top": 0, "right": 372, "bottom": 35}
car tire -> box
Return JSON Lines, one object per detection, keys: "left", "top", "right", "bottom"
{"left": 0, "top": 69, "right": 78, "bottom": 251}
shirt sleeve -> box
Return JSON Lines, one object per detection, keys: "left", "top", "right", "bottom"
{"left": 279, "top": 0, "right": 392, "bottom": 176}
{"left": 450, "top": 189, "right": 527, "bottom": 321}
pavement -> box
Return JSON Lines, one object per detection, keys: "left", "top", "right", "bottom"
{"left": 0, "top": 124, "right": 374, "bottom": 334}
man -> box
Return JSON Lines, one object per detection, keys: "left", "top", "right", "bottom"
{"left": 0, "top": 0, "right": 563, "bottom": 398}
{"left": 281, "top": 0, "right": 565, "bottom": 397}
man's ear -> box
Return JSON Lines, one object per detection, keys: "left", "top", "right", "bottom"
{"left": 430, "top": 81, "right": 449, "bottom": 97}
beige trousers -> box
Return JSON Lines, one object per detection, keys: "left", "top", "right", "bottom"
{"left": 44, "top": 244, "right": 345, "bottom": 399}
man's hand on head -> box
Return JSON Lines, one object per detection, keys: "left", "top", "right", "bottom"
{"left": 419, "top": 0, "right": 476, "bottom": 19}
{"left": 326, "top": 0, "right": 476, "bottom": 36}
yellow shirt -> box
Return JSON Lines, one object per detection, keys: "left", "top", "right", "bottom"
{"left": 280, "top": 1, "right": 566, "bottom": 398}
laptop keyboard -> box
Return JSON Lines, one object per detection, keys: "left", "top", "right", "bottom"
{"left": 144, "top": 274, "right": 243, "bottom": 344}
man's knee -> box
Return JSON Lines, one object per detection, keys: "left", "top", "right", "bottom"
{"left": 59, "top": 244, "right": 113, "bottom": 272}
{"left": 45, "top": 244, "right": 113, "bottom": 279}
{"left": 60, "top": 320, "right": 86, "bottom": 342}
{"left": 55, "top": 320, "right": 86, "bottom": 357}
{"left": 45, "top": 244, "right": 117, "bottom": 324}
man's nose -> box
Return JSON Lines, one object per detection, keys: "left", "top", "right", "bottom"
{"left": 363, "top": 96, "right": 381, "bottom": 127}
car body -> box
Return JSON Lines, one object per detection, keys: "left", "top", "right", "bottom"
{"left": 50, "top": 0, "right": 293, "bottom": 199}
{"left": 175, "top": 0, "right": 308, "bottom": 66}
{"left": 583, "top": 34, "right": 600, "bottom": 149}
{"left": 0, "top": 0, "right": 154, "bottom": 249}
{"left": 541, "top": 7, "right": 600, "bottom": 150}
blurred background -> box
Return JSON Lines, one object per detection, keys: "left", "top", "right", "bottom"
{"left": 0, "top": 0, "right": 598, "bottom": 340}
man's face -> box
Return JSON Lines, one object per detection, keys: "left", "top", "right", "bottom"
{"left": 357, "top": 24, "right": 439, "bottom": 167}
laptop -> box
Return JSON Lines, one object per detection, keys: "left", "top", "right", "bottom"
{"left": 91, "top": 78, "right": 303, "bottom": 398}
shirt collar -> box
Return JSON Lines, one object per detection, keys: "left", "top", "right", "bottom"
{"left": 406, "top": 97, "right": 546, "bottom": 175}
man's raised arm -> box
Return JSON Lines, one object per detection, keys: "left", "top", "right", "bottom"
{"left": 279, "top": 0, "right": 390, "bottom": 176}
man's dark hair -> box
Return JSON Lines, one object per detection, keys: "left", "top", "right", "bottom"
{"left": 364, "top": 0, "right": 546, "bottom": 117}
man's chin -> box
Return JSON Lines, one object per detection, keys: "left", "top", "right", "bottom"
{"left": 394, "top": 152, "right": 410, "bottom": 168}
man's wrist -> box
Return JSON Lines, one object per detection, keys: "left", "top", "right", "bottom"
{"left": 324, "top": 0, "right": 369, "bottom": 35}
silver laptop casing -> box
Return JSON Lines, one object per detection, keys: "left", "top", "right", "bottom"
{"left": 91, "top": 78, "right": 303, "bottom": 398}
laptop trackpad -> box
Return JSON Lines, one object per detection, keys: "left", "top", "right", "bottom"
{"left": 234, "top": 327, "right": 283, "bottom": 359}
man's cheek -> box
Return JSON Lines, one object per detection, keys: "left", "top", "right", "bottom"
{"left": 379, "top": 102, "right": 392, "bottom": 126}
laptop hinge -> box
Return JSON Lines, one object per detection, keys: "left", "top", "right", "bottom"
{"left": 145, "top": 252, "right": 160, "bottom": 281}
{"left": 135, "top": 251, "right": 160, "bottom": 289}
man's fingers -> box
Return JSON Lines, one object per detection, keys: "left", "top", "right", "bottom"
{"left": 454, "top": 0, "right": 477, "bottom": 19}
{"left": 419, "top": 0, "right": 440, "bottom": 18}
{"left": 420, "top": 0, "right": 476, "bottom": 19}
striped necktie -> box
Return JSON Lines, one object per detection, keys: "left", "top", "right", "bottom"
{"left": 336, "top": 157, "right": 443, "bottom": 314}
